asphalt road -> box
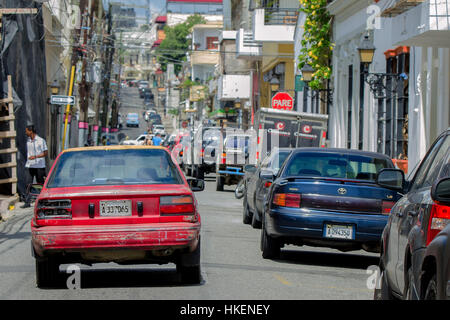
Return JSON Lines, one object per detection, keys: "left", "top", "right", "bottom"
{"left": 0, "top": 176, "right": 379, "bottom": 300}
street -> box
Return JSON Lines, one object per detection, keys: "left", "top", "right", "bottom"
{"left": 0, "top": 176, "right": 378, "bottom": 299}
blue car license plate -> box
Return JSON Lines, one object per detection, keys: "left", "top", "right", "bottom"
{"left": 324, "top": 224, "right": 354, "bottom": 240}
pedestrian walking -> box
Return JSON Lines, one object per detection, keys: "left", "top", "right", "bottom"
{"left": 21, "top": 125, "right": 48, "bottom": 208}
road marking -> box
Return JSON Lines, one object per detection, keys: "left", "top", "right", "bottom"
{"left": 274, "top": 274, "right": 293, "bottom": 286}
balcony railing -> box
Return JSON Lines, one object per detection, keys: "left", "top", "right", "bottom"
{"left": 264, "top": 8, "right": 299, "bottom": 25}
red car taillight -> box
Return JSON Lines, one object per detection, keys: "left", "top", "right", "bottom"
{"left": 160, "top": 195, "right": 195, "bottom": 215}
{"left": 426, "top": 203, "right": 450, "bottom": 245}
{"left": 273, "top": 193, "right": 301, "bottom": 208}
{"left": 381, "top": 201, "right": 396, "bottom": 215}
{"left": 36, "top": 199, "right": 72, "bottom": 219}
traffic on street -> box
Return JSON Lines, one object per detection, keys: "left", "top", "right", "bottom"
{"left": 0, "top": 0, "right": 449, "bottom": 308}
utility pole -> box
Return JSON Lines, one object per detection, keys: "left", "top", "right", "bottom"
{"left": 77, "top": 0, "right": 95, "bottom": 147}
{"left": 100, "top": 3, "right": 115, "bottom": 139}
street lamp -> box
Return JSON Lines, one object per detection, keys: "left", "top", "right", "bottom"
{"left": 358, "top": 35, "right": 376, "bottom": 67}
{"left": 301, "top": 64, "right": 333, "bottom": 106}
{"left": 270, "top": 77, "right": 280, "bottom": 92}
{"left": 301, "top": 64, "right": 314, "bottom": 83}
{"left": 357, "top": 34, "right": 408, "bottom": 97}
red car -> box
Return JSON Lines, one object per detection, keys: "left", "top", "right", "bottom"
{"left": 31, "top": 146, "right": 204, "bottom": 287}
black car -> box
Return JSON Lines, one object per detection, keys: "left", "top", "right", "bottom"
{"left": 243, "top": 148, "right": 292, "bottom": 229}
{"left": 260, "top": 148, "right": 402, "bottom": 259}
{"left": 376, "top": 128, "right": 450, "bottom": 300}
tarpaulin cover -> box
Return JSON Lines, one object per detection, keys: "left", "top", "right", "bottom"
{"left": 0, "top": 1, "right": 47, "bottom": 196}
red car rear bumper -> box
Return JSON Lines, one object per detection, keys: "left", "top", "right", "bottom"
{"left": 31, "top": 223, "right": 200, "bottom": 257}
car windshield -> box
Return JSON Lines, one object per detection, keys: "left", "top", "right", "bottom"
{"left": 127, "top": 114, "right": 138, "bottom": 118}
{"left": 226, "top": 136, "right": 250, "bottom": 149}
{"left": 282, "top": 152, "right": 391, "bottom": 181}
{"left": 46, "top": 149, "right": 184, "bottom": 188}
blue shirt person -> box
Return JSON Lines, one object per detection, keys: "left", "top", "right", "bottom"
{"left": 152, "top": 133, "right": 162, "bottom": 146}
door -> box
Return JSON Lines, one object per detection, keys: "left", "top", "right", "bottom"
{"left": 248, "top": 154, "right": 271, "bottom": 212}
{"left": 394, "top": 134, "right": 448, "bottom": 293}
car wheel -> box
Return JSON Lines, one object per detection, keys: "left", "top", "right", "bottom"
{"left": 424, "top": 274, "right": 437, "bottom": 300}
{"left": 261, "top": 222, "right": 280, "bottom": 259}
{"left": 243, "top": 195, "right": 252, "bottom": 225}
{"left": 216, "top": 175, "right": 224, "bottom": 192}
{"left": 177, "top": 240, "right": 201, "bottom": 285}
{"left": 251, "top": 210, "right": 262, "bottom": 229}
{"left": 373, "top": 261, "right": 394, "bottom": 300}
{"left": 35, "top": 256, "right": 60, "bottom": 288}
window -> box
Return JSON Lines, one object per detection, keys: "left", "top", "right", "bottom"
{"left": 207, "top": 37, "right": 218, "bottom": 50}
{"left": 47, "top": 149, "right": 183, "bottom": 188}
{"left": 423, "top": 136, "right": 450, "bottom": 187}
{"left": 282, "top": 152, "right": 392, "bottom": 181}
{"left": 410, "top": 135, "right": 446, "bottom": 191}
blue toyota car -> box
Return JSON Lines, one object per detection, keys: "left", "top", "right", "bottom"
{"left": 260, "top": 148, "right": 403, "bottom": 259}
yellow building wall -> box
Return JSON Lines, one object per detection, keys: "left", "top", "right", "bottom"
{"left": 260, "top": 43, "right": 296, "bottom": 108}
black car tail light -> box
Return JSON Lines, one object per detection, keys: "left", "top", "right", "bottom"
{"left": 36, "top": 199, "right": 72, "bottom": 219}
{"left": 273, "top": 193, "right": 301, "bottom": 208}
{"left": 426, "top": 203, "right": 450, "bottom": 245}
{"left": 160, "top": 195, "right": 194, "bottom": 215}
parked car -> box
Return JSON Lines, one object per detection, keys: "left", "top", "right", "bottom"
{"left": 243, "top": 148, "right": 293, "bottom": 229}
{"left": 126, "top": 113, "right": 139, "bottom": 128}
{"left": 31, "top": 146, "right": 205, "bottom": 287}
{"left": 260, "top": 148, "right": 402, "bottom": 259}
{"left": 376, "top": 128, "right": 450, "bottom": 300}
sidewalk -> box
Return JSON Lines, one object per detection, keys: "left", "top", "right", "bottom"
{"left": 0, "top": 194, "right": 20, "bottom": 221}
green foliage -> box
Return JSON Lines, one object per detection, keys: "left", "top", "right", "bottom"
{"left": 156, "top": 14, "right": 206, "bottom": 74}
{"left": 298, "top": 0, "right": 334, "bottom": 90}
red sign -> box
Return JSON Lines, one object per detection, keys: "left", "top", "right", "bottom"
{"left": 272, "top": 92, "right": 294, "bottom": 111}
{"left": 276, "top": 121, "right": 286, "bottom": 130}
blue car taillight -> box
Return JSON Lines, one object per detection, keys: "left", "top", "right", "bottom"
{"left": 273, "top": 193, "right": 301, "bottom": 208}
{"left": 36, "top": 199, "right": 72, "bottom": 219}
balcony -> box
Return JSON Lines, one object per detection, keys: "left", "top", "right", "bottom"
{"left": 236, "top": 28, "right": 262, "bottom": 60}
{"left": 381, "top": 0, "right": 425, "bottom": 17}
{"left": 252, "top": 8, "right": 298, "bottom": 43}
{"left": 190, "top": 51, "right": 220, "bottom": 66}
{"left": 387, "top": 0, "right": 450, "bottom": 47}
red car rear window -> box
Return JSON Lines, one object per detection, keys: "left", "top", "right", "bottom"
{"left": 46, "top": 149, "right": 183, "bottom": 188}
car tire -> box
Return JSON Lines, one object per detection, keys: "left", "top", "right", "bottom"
{"left": 261, "top": 223, "right": 280, "bottom": 259}
{"left": 251, "top": 210, "right": 262, "bottom": 229}
{"left": 243, "top": 195, "right": 251, "bottom": 225}
{"left": 216, "top": 175, "right": 224, "bottom": 192}
{"left": 35, "top": 256, "right": 60, "bottom": 288}
{"left": 373, "top": 261, "right": 394, "bottom": 300}
{"left": 177, "top": 240, "right": 201, "bottom": 285}
{"left": 424, "top": 274, "right": 437, "bottom": 300}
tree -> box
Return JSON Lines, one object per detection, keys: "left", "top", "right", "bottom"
{"left": 156, "top": 14, "right": 206, "bottom": 74}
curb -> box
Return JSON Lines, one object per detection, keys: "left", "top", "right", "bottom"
{"left": 0, "top": 194, "right": 20, "bottom": 222}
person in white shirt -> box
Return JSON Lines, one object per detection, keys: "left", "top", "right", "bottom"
{"left": 21, "top": 125, "right": 48, "bottom": 208}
